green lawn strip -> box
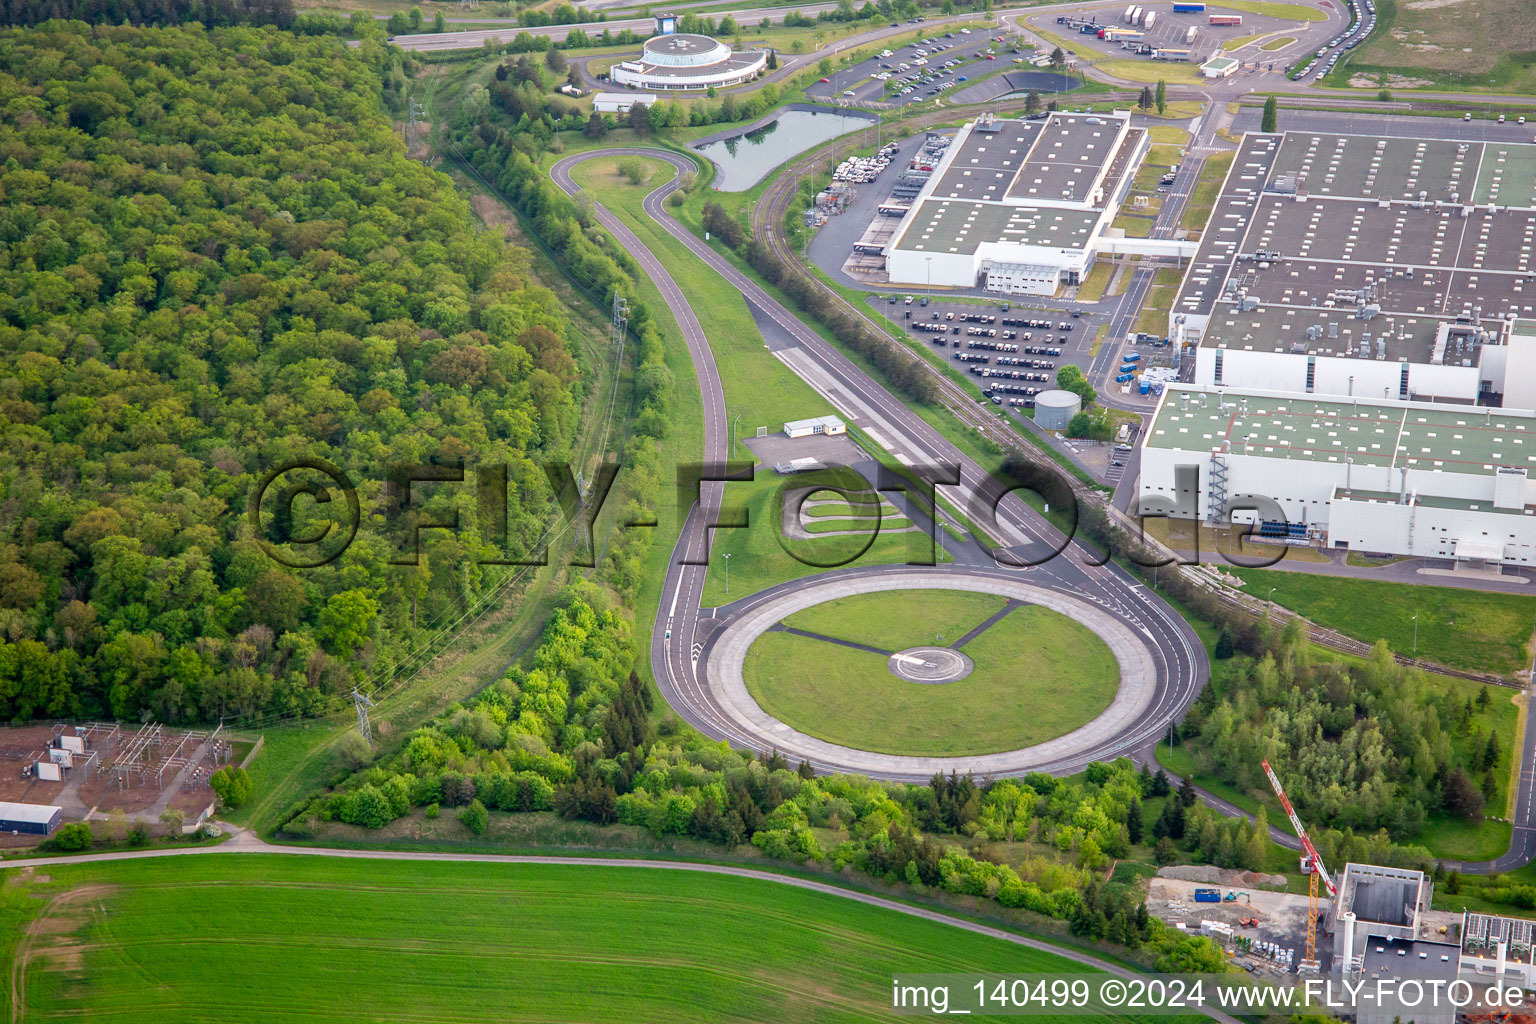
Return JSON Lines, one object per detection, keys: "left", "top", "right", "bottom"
{"left": 1146, "top": 125, "right": 1191, "bottom": 146}
{"left": 783, "top": 587, "right": 1007, "bottom": 650}
{"left": 1221, "top": 33, "right": 1265, "bottom": 50}
{"left": 744, "top": 603, "right": 1116, "bottom": 756}
{"left": 1096, "top": 60, "right": 1205, "bottom": 86}
{"left": 1228, "top": 568, "right": 1536, "bottom": 676}
{"left": 1260, "top": 36, "right": 1296, "bottom": 50}
{"left": 1076, "top": 260, "right": 1115, "bottom": 303}
{"left": 1207, "top": 0, "right": 1327, "bottom": 20}
{"left": 1088, "top": 323, "right": 1110, "bottom": 357}
{"left": 10, "top": 854, "right": 1159, "bottom": 1022}
{"left": 570, "top": 157, "right": 829, "bottom": 434}
{"left": 1179, "top": 151, "right": 1236, "bottom": 234}
{"left": 802, "top": 516, "right": 914, "bottom": 534}
{"left": 1132, "top": 268, "right": 1184, "bottom": 337}
{"left": 802, "top": 500, "right": 895, "bottom": 517}
{"left": 1113, "top": 215, "right": 1154, "bottom": 238}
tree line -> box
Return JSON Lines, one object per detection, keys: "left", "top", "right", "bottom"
{"left": 295, "top": 584, "right": 1226, "bottom": 968}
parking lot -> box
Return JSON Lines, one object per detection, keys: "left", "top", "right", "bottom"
{"left": 877, "top": 295, "right": 1104, "bottom": 419}
{"left": 804, "top": 27, "right": 1036, "bottom": 107}
{"left": 1025, "top": 2, "right": 1313, "bottom": 77}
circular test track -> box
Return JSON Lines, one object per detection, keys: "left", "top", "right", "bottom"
{"left": 546, "top": 148, "right": 1208, "bottom": 785}
{"left": 705, "top": 569, "right": 1159, "bottom": 777}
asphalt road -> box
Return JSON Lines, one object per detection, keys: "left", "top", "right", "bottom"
{"left": 551, "top": 147, "right": 1210, "bottom": 784}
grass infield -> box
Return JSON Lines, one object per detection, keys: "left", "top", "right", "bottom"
{"left": 750, "top": 591, "right": 1119, "bottom": 756}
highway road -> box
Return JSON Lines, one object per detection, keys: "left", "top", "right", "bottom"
{"left": 551, "top": 147, "right": 1210, "bottom": 783}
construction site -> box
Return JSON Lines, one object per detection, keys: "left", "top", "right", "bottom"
{"left": 0, "top": 721, "right": 250, "bottom": 844}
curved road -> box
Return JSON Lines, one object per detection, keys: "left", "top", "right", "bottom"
{"left": 550, "top": 148, "right": 1209, "bottom": 783}
{"left": 1, "top": 829, "right": 1241, "bottom": 1023}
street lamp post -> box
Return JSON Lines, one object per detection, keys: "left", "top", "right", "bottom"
{"left": 1412, "top": 613, "right": 1419, "bottom": 654}
{"left": 723, "top": 552, "right": 731, "bottom": 597}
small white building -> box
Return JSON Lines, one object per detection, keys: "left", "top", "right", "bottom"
{"left": 783, "top": 415, "right": 847, "bottom": 439}
{"left": 593, "top": 92, "right": 660, "bottom": 114}
{"left": 1200, "top": 55, "right": 1239, "bottom": 78}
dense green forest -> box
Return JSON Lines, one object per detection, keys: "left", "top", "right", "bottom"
{"left": 0, "top": 22, "right": 616, "bottom": 724}
{"left": 0, "top": 0, "right": 297, "bottom": 28}
{"left": 1178, "top": 628, "right": 1507, "bottom": 837}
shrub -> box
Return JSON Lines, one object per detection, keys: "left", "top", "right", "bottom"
{"left": 40, "top": 822, "right": 93, "bottom": 852}
{"left": 210, "top": 766, "right": 252, "bottom": 809}
{"left": 460, "top": 798, "right": 489, "bottom": 835}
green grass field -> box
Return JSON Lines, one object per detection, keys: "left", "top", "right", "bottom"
{"left": 8, "top": 854, "right": 1164, "bottom": 1023}
{"left": 1230, "top": 568, "right": 1536, "bottom": 676}
{"left": 747, "top": 597, "right": 1118, "bottom": 756}
{"left": 783, "top": 588, "right": 1006, "bottom": 650}
{"left": 1342, "top": 0, "right": 1536, "bottom": 94}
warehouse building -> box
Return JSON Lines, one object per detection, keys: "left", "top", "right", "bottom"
{"left": 883, "top": 111, "right": 1150, "bottom": 295}
{"left": 610, "top": 33, "right": 768, "bottom": 91}
{"left": 0, "top": 801, "right": 62, "bottom": 836}
{"left": 1173, "top": 130, "right": 1536, "bottom": 411}
{"left": 593, "top": 92, "right": 660, "bottom": 114}
{"left": 1138, "top": 383, "right": 1536, "bottom": 564}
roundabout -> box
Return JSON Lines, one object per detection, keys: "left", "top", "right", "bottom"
{"left": 708, "top": 569, "right": 1158, "bottom": 773}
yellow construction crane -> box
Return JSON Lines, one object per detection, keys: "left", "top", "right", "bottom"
{"left": 1262, "top": 759, "right": 1337, "bottom": 974}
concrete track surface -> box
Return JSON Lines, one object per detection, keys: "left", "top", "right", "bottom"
{"left": 550, "top": 147, "right": 1209, "bottom": 784}
{"left": 705, "top": 568, "right": 1158, "bottom": 776}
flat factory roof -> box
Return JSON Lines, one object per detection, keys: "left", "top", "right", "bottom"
{"left": 892, "top": 198, "right": 1100, "bottom": 255}
{"left": 1359, "top": 938, "right": 1459, "bottom": 984}
{"left": 930, "top": 113, "right": 1126, "bottom": 206}
{"left": 1177, "top": 131, "right": 1536, "bottom": 360}
{"left": 1147, "top": 384, "right": 1536, "bottom": 472}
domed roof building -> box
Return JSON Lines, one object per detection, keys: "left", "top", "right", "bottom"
{"left": 611, "top": 32, "right": 768, "bottom": 91}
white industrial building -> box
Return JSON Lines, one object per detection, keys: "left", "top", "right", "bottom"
{"left": 610, "top": 32, "right": 767, "bottom": 91}
{"left": 1139, "top": 384, "right": 1536, "bottom": 564}
{"left": 593, "top": 92, "right": 660, "bottom": 114}
{"left": 1173, "top": 130, "right": 1536, "bottom": 411}
{"left": 883, "top": 112, "right": 1151, "bottom": 295}
{"left": 783, "top": 414, "right": 846, "bottom": 438}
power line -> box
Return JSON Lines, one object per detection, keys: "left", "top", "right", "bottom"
{"left": 351, "top": 687, "right": 376, "bottom": 746}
